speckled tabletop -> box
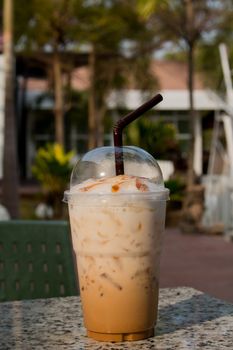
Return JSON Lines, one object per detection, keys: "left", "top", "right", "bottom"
{"left": 0, "top": 287, "right": 233, "bottom": 350}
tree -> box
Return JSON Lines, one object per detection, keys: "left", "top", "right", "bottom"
{"left": 12, "top": 0, "right": 157, "bottom": 151}
{"left": 137, "top": 0, "right": 228, "bottom": 186}
{"left": 196, "top": 4, "right": 233, "bottom": 91}
{"left": 2, "top": 0, "right": 20, "bottom": 218}
{"left": 74, "top": 0, "right": 158, "bottom": 149}
{"left": 14, "top": 0, "right": 83, "bottom": 147}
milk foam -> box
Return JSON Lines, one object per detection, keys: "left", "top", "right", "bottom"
{"left": 70, "top": 175, "right": 164, "bottom": 194}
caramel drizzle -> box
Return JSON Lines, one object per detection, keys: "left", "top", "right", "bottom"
{"left": 79, "top": 175, "right": 149, "bottom": 193}
{"left": 100, "top": 272, "right": 123, "bottom": 291}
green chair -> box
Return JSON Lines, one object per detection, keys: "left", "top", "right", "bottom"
{"left": 0, "top": 220, "right": 79, "bottom": 301}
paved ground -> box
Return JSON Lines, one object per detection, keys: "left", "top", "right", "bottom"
{"left": 160, "top": 228, "right": 233, "bottom": 303}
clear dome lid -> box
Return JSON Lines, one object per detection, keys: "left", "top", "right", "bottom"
{"left": 63, "top": 146, "right": 169, "bottom": 202}
{"left": 70, "top": 146, "right": 165, "bottom": 187}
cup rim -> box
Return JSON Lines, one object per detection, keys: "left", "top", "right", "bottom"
{"left": 63, "top": 187, "right": 170, "bottom": 203}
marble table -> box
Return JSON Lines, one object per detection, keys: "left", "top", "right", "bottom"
{"left": 0, "top": 287, "right": 233, "bottom": 350}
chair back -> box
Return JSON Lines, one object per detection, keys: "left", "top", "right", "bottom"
{"left": 0, "top": 220, "right": 78, "bottom": 301}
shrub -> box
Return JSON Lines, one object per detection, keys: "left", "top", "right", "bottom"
{"left": 165, "top": 177, "right": 186, "bottom": 209}
{"left": 125, "top": 118, "right": 179, "bottom": 160}
{"left": 32, "top": 143, "right": 74, "bottom": 218}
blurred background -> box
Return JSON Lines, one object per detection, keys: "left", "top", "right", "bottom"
{"left": 0, "top": 0, "right": 233, "bottom": 301}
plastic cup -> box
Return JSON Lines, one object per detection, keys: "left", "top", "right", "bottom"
{"left": 64, "top": 146, "right": 169, "bottom": 342}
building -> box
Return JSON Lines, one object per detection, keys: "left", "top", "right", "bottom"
{"left": 0, "top": 57, "right": 225, "bottom": 180}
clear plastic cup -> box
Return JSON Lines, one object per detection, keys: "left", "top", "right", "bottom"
{"left": 64, "top": 146, "right": 169, "bottom": 342}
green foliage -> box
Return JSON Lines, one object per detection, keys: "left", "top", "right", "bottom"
{"left": 14, "top": 0, "right": 82, "bottom": 50}
{"left": 32, "top": 143, "right": 74, "bottom": 194}
{"left": 165, "top": 177, "right": 186, "bottom": 202}
{"left": 125, "top": 118, "right": 179, "bottom": 160}
{"left": 136, "top": 0, "right": 160, "bottom": 19}
{"left": 196, "top": 43, "right": 223, "bottom": 90}
{"left": 196, "top": 7, "right": 233, "bottom": 91}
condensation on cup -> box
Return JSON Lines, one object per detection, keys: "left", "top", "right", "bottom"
{"left": 64, "top": 146, "right": 169, "bottom": 342}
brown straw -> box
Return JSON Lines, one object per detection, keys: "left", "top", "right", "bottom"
{"left": 113, "top": 94, "right": 163, "bottom": 175}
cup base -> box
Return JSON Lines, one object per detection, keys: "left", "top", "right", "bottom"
{"left": 87, "top": 328, "right": 154, "bottom": 342}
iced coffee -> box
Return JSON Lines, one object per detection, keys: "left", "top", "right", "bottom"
{"left": 64, "top": 146, "right": 169, "bottom": 342}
